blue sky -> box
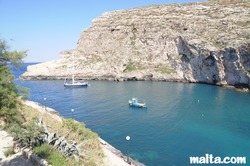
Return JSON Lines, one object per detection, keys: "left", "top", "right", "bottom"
{"left": 1, "top": 0, "right": 204, "bottom": 62}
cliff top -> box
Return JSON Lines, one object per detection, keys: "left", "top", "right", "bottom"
{"left": 87, "top": 1, "right": 249, "bottom": 50}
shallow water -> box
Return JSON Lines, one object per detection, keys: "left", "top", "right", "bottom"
{"left": 14, "top": 64, "right": 250, "bottom": 165}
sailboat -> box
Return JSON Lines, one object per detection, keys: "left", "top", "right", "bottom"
{"left": 64, "top": 53, "right": 89, "bottom": 88}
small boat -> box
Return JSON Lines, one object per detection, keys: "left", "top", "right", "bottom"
{"left": 129, "top": 98, "right": 146, "bottom": 108}
{"left": 64, "top": 79, "right": 89, "bottom": 88}
{"left": 64, "top": 52, "right": 89, "bottom": 88}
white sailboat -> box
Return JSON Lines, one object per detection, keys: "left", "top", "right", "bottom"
{"left": 64, "top": 53, "right": 89, "bottom": 88}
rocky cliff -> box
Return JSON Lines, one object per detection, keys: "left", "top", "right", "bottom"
{"left": 21, "top": 1, "right": 250, "bottom": 89}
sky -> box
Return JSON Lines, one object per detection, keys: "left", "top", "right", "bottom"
{"left": 1, "top": 0, "right": 205, "bottom": 62}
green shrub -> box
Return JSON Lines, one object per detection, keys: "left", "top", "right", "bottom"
{"left": 125, "top": 62, "right": 137, "bottom": 72}
{"left": 3, "top": 147, "right": 15, "bottom": 157}
{"left": 62, "top": 119, "right": 98, "bottom": 141}
{"left": 124, "top": 61, "right": 144, "bottom": 72}
{"left": 33, "top": 144, "right": 67, "bottom": 166}
{"left": 8, "top": 119, "right": 44, "bottom": 148}
{"left": 156, "top": 67, "right": 176, "bottom": 74}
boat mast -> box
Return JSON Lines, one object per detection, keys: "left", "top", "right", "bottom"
{"left": 72, "top": 53, "right": 75, "bottom": 83}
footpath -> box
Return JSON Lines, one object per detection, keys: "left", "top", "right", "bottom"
{"left": 0, "top": 130, "right": 33, "bottom": 166}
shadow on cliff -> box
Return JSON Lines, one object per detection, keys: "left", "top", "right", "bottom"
{"left": 176, "top": 36, "right": 250, "bottom": 90}
{"left": 175, "top": 36, "right": 221, "bottom": 85}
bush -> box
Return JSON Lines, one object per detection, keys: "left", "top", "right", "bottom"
{"left": 3, "top": 147, "right": 15, "bottom": 157}
{"left": 33, "top": 144, "right": 67, "bottom": 166}
{"left": 124, "top": 61, "right": 144, "bottom": 72}
{"left": 8, "top": 119, "right": 44, "bottom": 148}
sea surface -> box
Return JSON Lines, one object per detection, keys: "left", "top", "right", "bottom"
{"left": 13, "top": 63, "right": 250, "bottom": 166}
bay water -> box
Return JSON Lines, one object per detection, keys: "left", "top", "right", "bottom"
{"left": 13, "top": 63, "right": 250, "bottom": 165}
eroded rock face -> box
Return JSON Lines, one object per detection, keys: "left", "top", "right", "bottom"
{"left": 21, "top": 2, "right": 250, "bottom": 88}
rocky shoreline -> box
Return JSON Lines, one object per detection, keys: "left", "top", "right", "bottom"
{"left": 20, "top": 70, "right": 250, "bottom": 92}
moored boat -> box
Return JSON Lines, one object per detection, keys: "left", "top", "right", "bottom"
{"left": 64, "top": 79, "right": 89, "bottom": 88}
{"left": 129, "top": 98, "right": 146, "bottom": 108}
{"left": 64, "top": 52, "right": 89, "bottom": 88}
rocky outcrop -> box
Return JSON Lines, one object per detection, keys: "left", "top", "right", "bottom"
{"left": 38, "top": 119, "right": 80, "bottom": 157}
{"left": 21, "top": 1, "right": 250, "bottom": 89}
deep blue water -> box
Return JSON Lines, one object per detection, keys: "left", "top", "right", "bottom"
{"left": 13, "top": 63, "right": 250, "bottom": 166}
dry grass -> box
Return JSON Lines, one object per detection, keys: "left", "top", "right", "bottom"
{"left": 20, "top": 105, "right": 104, "bottom": 165}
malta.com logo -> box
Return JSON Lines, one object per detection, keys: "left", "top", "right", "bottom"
{"left": 190, "top": 154, "right": 246, "bottom": 164}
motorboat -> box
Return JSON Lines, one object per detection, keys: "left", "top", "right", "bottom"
{"left": 129, "top": 98, "right": 146, "bottom": 108}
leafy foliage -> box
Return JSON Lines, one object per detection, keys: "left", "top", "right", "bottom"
{"left": 0, "top": 39, "right": 26, "bottom": 67}
{"left": 0, "top": 38, "right": 27, "bottom": 127}
{"left": 0, "top": 37, "right": 41, "bottom": 151}
{"left": 33, "top": 144, "right": 67, "bottom": 166}
{"left": 0, "top": 38, "right": 41, "bottom": 150}
{"left": 8, "top": 118, "right": 45, "bottom": 148}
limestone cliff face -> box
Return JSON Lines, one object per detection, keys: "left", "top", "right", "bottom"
{"left": 21, "top": 2, "right": 250, "bottom": 88}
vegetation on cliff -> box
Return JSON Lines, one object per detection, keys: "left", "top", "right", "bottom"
{"left": 22, "top": 105, "right": 103, "bottom": 165}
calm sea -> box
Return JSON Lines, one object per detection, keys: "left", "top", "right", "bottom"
{"left": 13, "top": 63, "right": 250, "bottom": 166}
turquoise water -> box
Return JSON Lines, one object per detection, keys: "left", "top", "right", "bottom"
{"left": 14, "top": 64, "right": 250, "bottom": 165}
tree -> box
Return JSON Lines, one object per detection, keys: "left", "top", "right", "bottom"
{"left": 0, "top": 38, "right": 27, "bottom": 127}
{"left": 0, "top": 38, "right": 48, "bottom": 149}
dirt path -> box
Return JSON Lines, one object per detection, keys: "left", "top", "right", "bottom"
{"left": 0, "top": 130, "right": 13, "bottom": 161}
{"left": 0, "top": 130, "right": 34, "bottom": 166}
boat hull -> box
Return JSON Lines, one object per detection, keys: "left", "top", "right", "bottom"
{"left": 129, "top": 100, "right": 147, "bottom": 108}
{"left": 64, "top": 82, "right": 89, "bottom": 88}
